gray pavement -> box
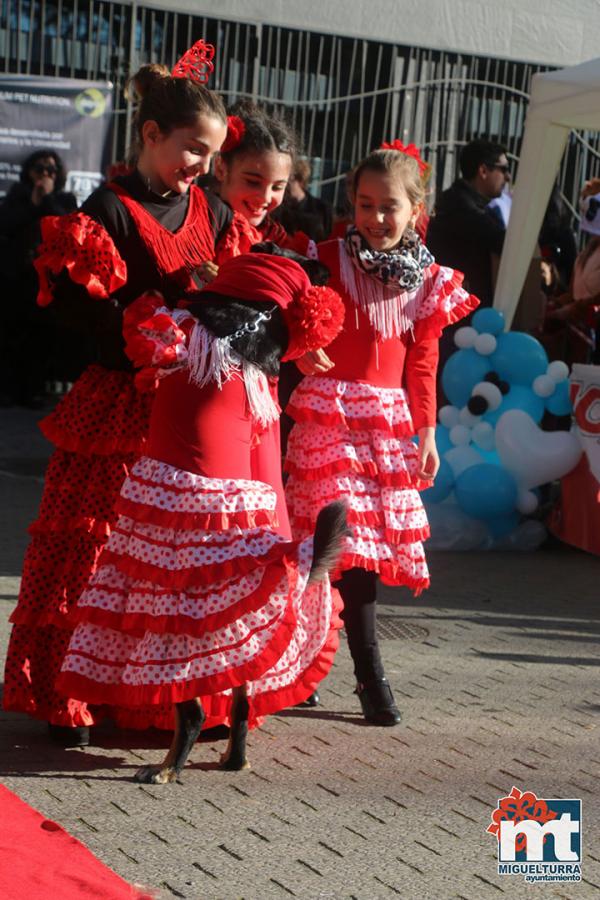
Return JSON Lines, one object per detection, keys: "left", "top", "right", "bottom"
{"left": 1, "top": 406, "right": 599, "bottom": 900}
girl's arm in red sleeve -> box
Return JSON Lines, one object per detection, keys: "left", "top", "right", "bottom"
{"left": 404, "top": 326, "right": 440, "bottom": 432}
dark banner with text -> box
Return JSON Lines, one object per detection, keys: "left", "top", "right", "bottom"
{"left": 0, "top": 74, "right": 113, "bottom": 205}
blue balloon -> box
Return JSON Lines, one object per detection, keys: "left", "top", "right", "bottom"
{"left": 489, "top": 332, "right": 548, "bottom": 386}
{"left": 487, "top": 512, "right": 520, "bottom": 538}
{"left": 472, "top": 308, "right": 505, "bottom": 336}
{"left": 478, "top": 449, "right": 502, "bottom": 466}
{"left": 442, "top": 349, "right": 490, "bottom": 408}
{"left": 435, "top": 424, "right": 452, "bottom": 456}
{"left": 455, "top": 464, "right": 518, "bottom": 519}
{"left": 483, "top": 385, "right": 545, "bottom": 426}
{"left": 422, "top": 457, "right": 454, "bottom": 503}
{"left": 545, "top": 380, "right": 572, "bottom": 416}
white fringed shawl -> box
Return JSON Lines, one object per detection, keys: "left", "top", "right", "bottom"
{"left": 187, "top": 322, "right": 279, "bottom": 427}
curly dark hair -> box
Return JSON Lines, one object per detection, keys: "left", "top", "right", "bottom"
{"left": 20, "top": 149, "right": 67, "bottom": 191}
{"left": 220, "top": 99, "right": 298, "bottom": 166}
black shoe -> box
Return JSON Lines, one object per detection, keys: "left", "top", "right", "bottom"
{"left": 356, "top": 678, "right": 402, "bottom": 726}
{"left": 296, "top": 690, "right": 320, "bottom": 708}
{"left": 47, "top": 724, "right": 90, "bottom": 747}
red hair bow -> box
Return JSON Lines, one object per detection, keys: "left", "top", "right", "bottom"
{"left": 381, "top": 140, "right": 429, "bottom": 178}
{"left": 220, "top": 115, "right": 246, "bottom": 154}
{"left": 172, "top": 39, "right": 215, "bottom": 84}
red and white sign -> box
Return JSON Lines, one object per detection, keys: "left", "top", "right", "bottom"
{"left": 551, "top": 364, "right": 600, "bottom": 555}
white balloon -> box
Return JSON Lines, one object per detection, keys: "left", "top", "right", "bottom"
{"left": 511, "top": 519, "right": 548, "bottom": 550}
{"left": 495, "top": 409, "right": 583, "bottom": 489}
{"left": 474, "top": 333, "right": 497, "bottom": 356}
{"left": 472, "top": 421, "right": 496, "bottom": 451}
{"left": 425, "top": 503, "right": 489, "bottom": 551}
{"left": 454, "top": 326, "right": 478, "bottom": 349}
{"left": 459, "top": 407, "right": 481, "bottom": 427}
{"left": 472, "top": 381, "right": 503, "bottom": 410}
{"left": 517, "top": 489, "right": 539, "bottom": 514}
{"left": 547, "top": 360, "right": 570, "bottom": 383}
{"left": 444, "top": 445, "right": 484, "bottom": 477}
{"left": 491, "top": 519, "right": 547, "bottom": 551}
{"left": 533, "top": 374, "right": 555, "bottom": 398}
{"left": 439, "top": 405, "right": 460, "bottom": 428}
{"left": 449, "top": 424, "right": 472, "bottom": 446}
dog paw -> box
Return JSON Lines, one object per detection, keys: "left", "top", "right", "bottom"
{"left": 219, "top": 751, "right": 251, "bottom": 771}
{"left": 133, "top": 765, "right": 178, "bottom": 784}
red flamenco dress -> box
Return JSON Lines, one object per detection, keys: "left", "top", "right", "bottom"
{"left": 55, "top": 254, "right": 345, "bottom": 727}
{"left": 3, "top": 170, "right": 224, "bottom": 729}
{"left": 285, "top": 237, "right": 479, "bottom": 594}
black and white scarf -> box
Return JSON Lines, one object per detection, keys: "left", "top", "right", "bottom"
{"left": 341, "top": 225, "right": 435, "bottom": 339}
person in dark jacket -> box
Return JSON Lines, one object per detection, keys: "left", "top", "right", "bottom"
{"left": 539, "top": 184, "right": 578, "bottom": 288}
{"left": 427, "top": 139, "right": 510, "bottom": 308}
{"left": 273, "top": 158, "right": 333, "bottom": 242}
{"left": 0, "top": 149, "right": 77, "bottom": 406}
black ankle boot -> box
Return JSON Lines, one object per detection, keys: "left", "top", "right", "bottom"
{"left": 356, "top": 678, "right": 401, "bottom": 726}
{"left": 295, "top": 689, "right": 320, "bottom": 708}
{"left": 47, "top": 724, "right": 90, "bottom": 747}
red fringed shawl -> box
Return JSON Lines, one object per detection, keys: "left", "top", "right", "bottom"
{"left": 107, "top": 182, "right": 216, "bottom": 293}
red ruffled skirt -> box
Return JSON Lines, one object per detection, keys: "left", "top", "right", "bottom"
{"left": 2, "top": 364, "right": 163, "bottom": 728}
{"left": 285, "top": 376, "right": 431, "bottom": 593}
{"left": 56, "top": 457, "right": 342, "bottom": 727}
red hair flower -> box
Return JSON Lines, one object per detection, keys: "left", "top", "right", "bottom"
{"left": 171, "top": 39, "right": 215, "bottom": 84}
{"left": 381, "top": 139, "right": 430, "bottom": 180}
{"left": 220, "top": 115, "right": 246, "bottom": 154}
{"left": 283, "top": 285, "right": 345, "bottom": 361}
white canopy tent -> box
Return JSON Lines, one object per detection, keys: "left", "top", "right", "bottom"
{"left": 494, "top": 57, "right": 600, "bottom": 326}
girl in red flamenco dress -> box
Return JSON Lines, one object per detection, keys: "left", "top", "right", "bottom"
{"left": 2, "top": 43, "right": 230, "bottom": 746}
{"left": 284, "top": 144, "right": 479, "bottom": 726}
{"left": 56, "top": 251, "right": 347, "bottom": 782}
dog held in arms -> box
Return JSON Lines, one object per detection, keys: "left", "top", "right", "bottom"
{"left": 56, "top": 244, "right": 348, "bottom": 783}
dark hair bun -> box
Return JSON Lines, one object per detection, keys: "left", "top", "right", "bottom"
{"left": 126, "top": 64, "right": 171, "bottom": 103}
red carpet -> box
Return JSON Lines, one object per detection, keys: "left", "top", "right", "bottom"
{"left": 0, "top": 784, "right": 155, "bottom": 899}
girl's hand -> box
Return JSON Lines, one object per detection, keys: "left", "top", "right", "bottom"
{"left": 417, "top": 426, "right": 440, "bottom": 481}
{"left": 296, "top": 348, "right": 334, "bottom": 375}
{"left": 199, "top": 260, "right": 219, "bottom": 283}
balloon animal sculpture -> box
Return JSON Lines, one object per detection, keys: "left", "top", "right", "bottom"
{"left": 424, "top": 308, "right": 582, "bottom": 550}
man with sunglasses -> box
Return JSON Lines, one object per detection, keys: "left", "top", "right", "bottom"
{"left": 427, "top": 139, "right": 510, "bottom": 309}
{"left": 0, "top": 149, "right": 77, "bottom": 407}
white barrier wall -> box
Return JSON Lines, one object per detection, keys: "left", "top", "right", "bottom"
{"left": 141, "top": 0, "right": 600, "bottom": 67}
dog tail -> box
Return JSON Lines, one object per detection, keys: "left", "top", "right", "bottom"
{"left": 308, "top": 501, "right": 350, "bottom": 584}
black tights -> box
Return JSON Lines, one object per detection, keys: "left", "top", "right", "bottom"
{"left": 335, "top": 567, "right": 384, "bottom": 684}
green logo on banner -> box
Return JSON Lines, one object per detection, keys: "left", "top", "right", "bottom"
{"left": 74, "top": 88, "right": 106, "bottom": 118}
